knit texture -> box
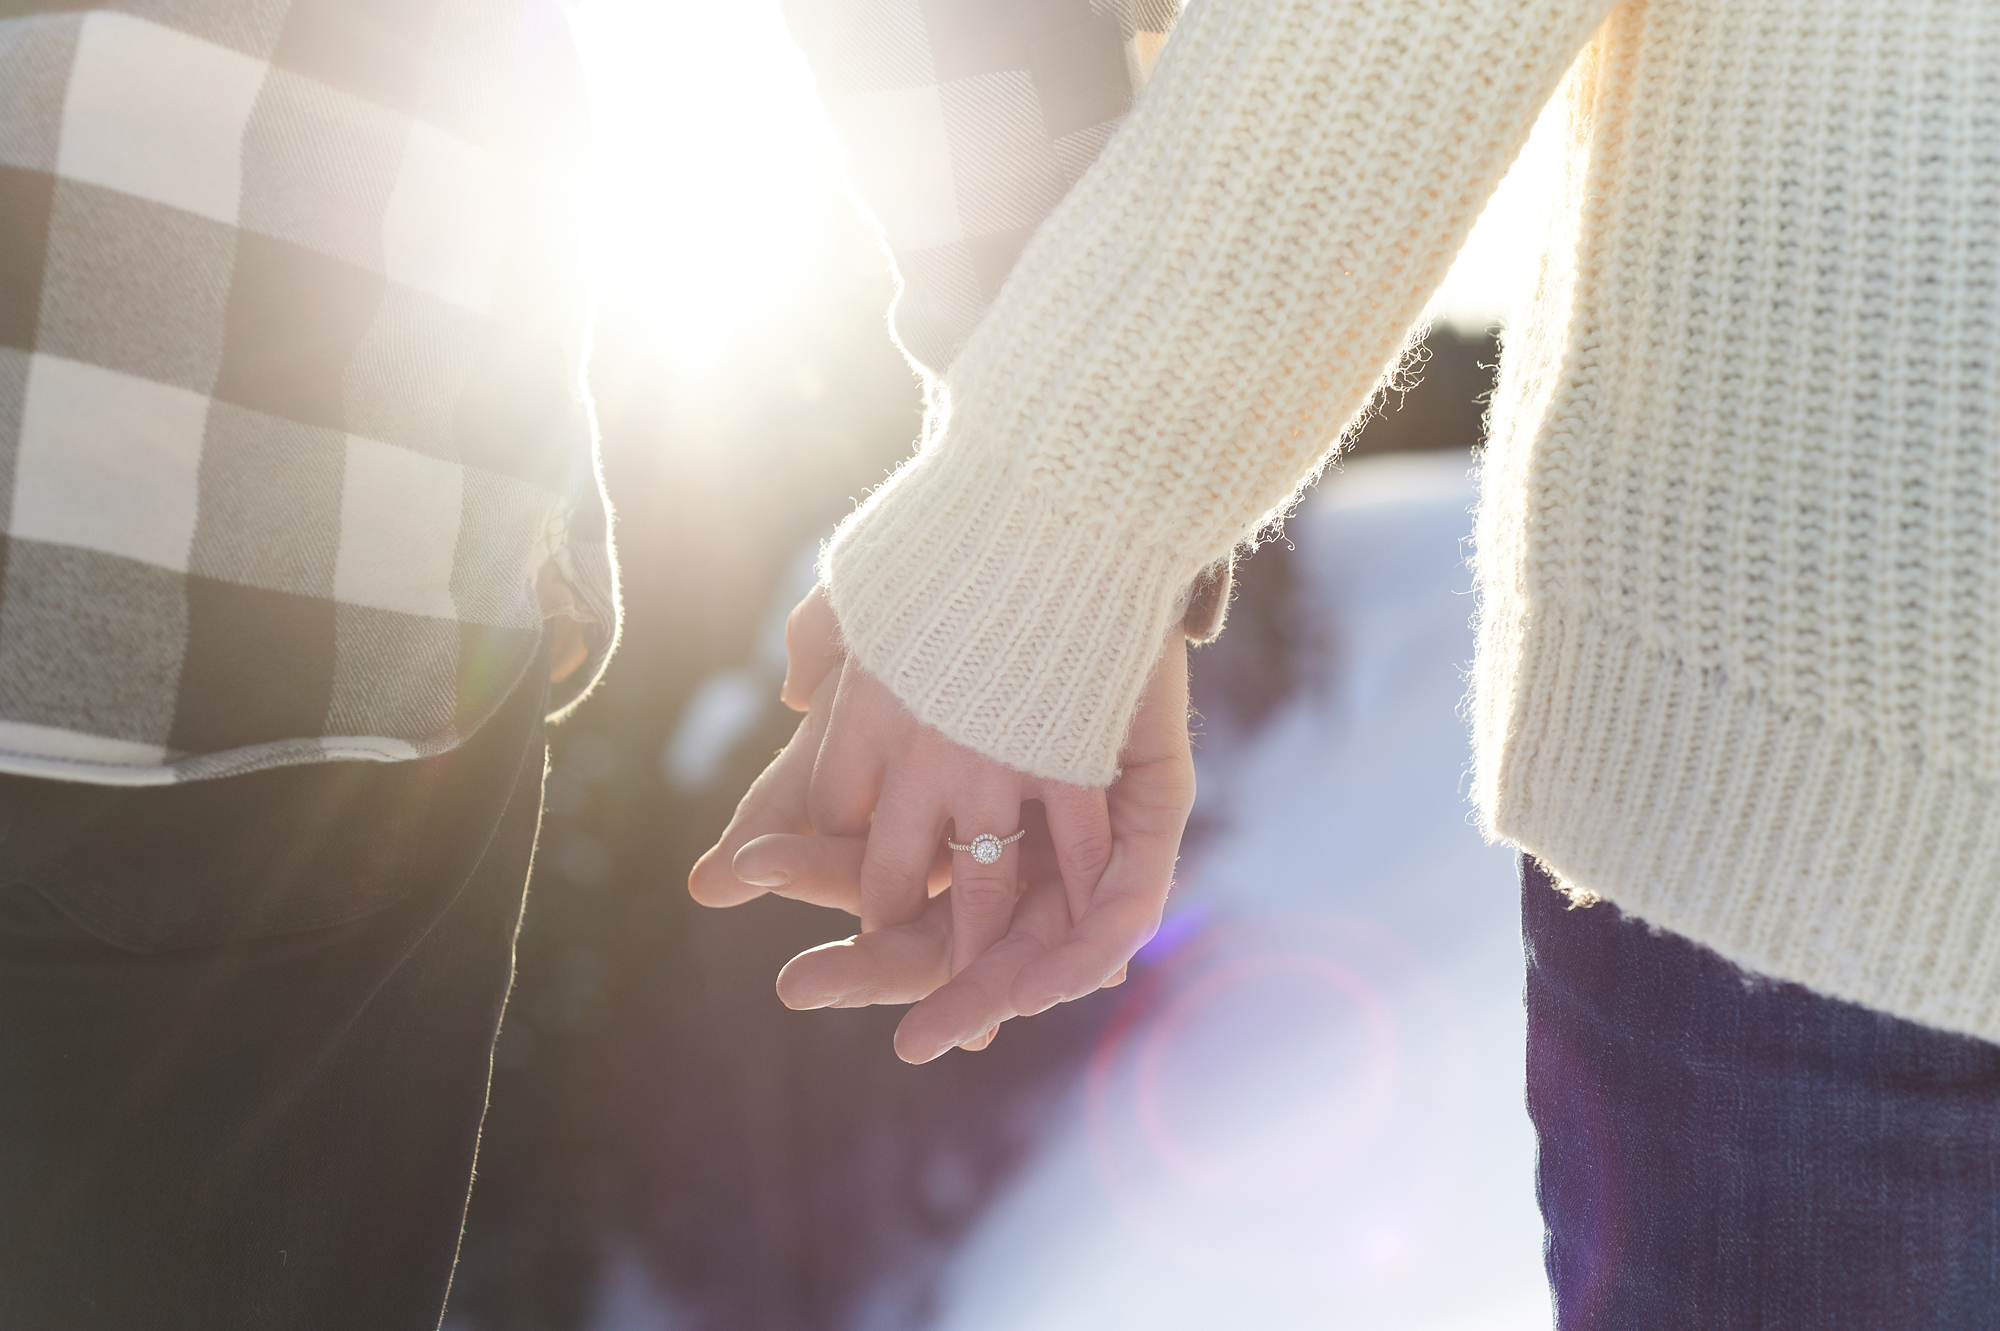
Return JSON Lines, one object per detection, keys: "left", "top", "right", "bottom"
{"left": 1474, "top": 0, "right": 2000, "bottom": 1041}
{"left": 827, "top": 0, "right": 1618, "bottom": 785}
{"left": 827, "top": 0, "right": 2000, "bottom": 1039}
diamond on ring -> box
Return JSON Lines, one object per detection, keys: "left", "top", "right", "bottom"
{"left": 947, "top": 828, "right": 1025, "bottom": 865}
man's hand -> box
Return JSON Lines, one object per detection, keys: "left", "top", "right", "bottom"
{"left": 773, "top": 586, "right": 1117, "bottom": 983}
{"left": 686, "top": 658, "right": 843, "bottom": 910}
{"left": 740, "top": 626, "right": 1195, "bottom": 1058}
{"left": 1003, "top": 627, "right": 1193, "bottom": 1017}
{"left": 805, "top": 652, "right": 1117, "bottom": 985}
{"left": 689, "top": 586, "right": 1196, "bottom": 1057}
{"left": 759, "top": 802, "right": 1087, "bottom": 1062}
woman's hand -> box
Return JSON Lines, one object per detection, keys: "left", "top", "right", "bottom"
{"left": 759, "top": 629, "right": 1196, "bottom": 1059}
{"left": 767, "top": 585, "right": 1114, "bottom": 983}
{"left": 804, "top": 648, "right": 1117, "bottom": 986}
{"left": 762, "top": 803, "right": 1091, "bottom": 1062}
{"left": 688, "top": 586, "right": 1195, "bottom": 1054}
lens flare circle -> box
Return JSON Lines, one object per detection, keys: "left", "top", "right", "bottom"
{"left": 1084, "top": 912, "right": 1476, "bottom": 1291}
{"left": 1128, "top": 951, "right": 1400, "bottom": 1203}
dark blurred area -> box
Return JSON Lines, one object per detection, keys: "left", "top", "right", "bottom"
{"left": 439, "top": 130, "right": 1499, "bottom": 1331}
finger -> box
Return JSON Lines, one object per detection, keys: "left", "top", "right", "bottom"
{"left": 897, "top": 873, "right": 1070, "bottom": 1062}
{"left": 1126, "top": 633, "right": 1195, "bottom": 768}
{"left": 687, "top": 675, "right": 833, "bottom": 907}
{"left": 947, "top": 780, "right": 1027, "bottom": 978}
{"left": 780, "top": 585, "right": 843, "bottom": 712}
{"left": 739, "top": 832, "right": 950, "bottom": 915}
{"left": 733, "top": 833, "right": 866, "bottom": 914}
{"left": 1040, "top": 782, "right": 1112, "bottom": 927}
{"left": 1008, "top": 635, "right": 1193, "bottom": 1006}
{"left": 857, "top": 772, "right": 947, "bottom": 932}
{"left": 806, "top": 658, "right": 888, "bottom": 836}
{"left": 1009, "top": 833, "right": 1176, "bottom": 1015}
{"left": 776, "top": 895, "right": 952, "bottom": 1010}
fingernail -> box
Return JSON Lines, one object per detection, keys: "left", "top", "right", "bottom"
{"left": 737, "top": 871, "right": 788, "bottom": 888}
{"left": 779, "top": 979, "right": 842, "bottom": 1009}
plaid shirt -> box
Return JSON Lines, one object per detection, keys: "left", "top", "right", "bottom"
{"left": 0, "top": 0, "right": 1173, "bottom": 786}
{"left": 0, "top": 0, "right": 613, "bottom": 784}
{"left": 784, "top": 0, "right": 1177, "bottom": 374}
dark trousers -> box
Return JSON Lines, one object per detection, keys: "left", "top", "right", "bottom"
{"left": 1525, "top": 856, "right": 2000, "bottom": 1329}
{"left": 0, "top": 656, "right": 547, "bottom": 1329}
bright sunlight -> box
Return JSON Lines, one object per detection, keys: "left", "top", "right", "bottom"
{"left": 573, "top": 0, "right": 1554, "bottom": 368}
{"left": 572, "top": 0, "right": 838, "bottom": 370}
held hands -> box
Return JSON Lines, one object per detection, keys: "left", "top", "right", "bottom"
{"left": 688, "top": 587, "right": 1195, "bottom": 1062}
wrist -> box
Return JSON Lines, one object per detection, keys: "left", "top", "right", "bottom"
{"left": 825, "top": 455, "right": 1195, "bottom": 787}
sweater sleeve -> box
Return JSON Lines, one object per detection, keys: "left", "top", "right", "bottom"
{"left": 823, "top": 0, "right": 1620, "bottom": 786}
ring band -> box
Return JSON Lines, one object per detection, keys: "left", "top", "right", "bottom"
{"left": 946, "top": 829, "right": 1025, "bottom": 865}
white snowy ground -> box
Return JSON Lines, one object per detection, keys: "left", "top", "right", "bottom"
{"left": 925, "top": 451, "right": 1550, "bottom": 1331}
{"left": 626, "top": 451, "right": 1549, "bottom": 1331}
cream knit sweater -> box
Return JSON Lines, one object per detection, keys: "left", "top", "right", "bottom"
{"left": 823, "top": 0, "right": 2000, "bottom": 1041}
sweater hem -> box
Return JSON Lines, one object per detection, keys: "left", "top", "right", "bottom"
{"left": 1488, "top": 608, "right": 2000, "bottom": 1046}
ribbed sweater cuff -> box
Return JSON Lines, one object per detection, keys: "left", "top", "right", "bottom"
{"left": 823, "top": 453, "right": 1189, "bottom": 787}
{"left": 1489, "top": 609, "right": 2000, "bottom": 1045}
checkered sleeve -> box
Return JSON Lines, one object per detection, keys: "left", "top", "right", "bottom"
{"left": 0, "top": 0, "right": 617, "bottom": 785}
{"left": 782, "top": 0, "right": 1180, "bottom": 376}
{"left": 781, "top": 0, "right": 1230, "bottom": 633}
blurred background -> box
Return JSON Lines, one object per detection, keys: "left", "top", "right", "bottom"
{"left": 441, "top": 3, "right": 1560, "bottom": 1328}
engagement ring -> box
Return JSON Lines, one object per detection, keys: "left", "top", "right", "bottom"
{"left": 946, "top": 829, "right": 1025, "bottom": 865}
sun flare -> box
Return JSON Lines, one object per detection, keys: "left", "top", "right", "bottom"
{"left": 573, "top": 0, "right": 1552, "bottom": 372}
{"left": 573, "top": 0, "right": 838, "bottom": 370}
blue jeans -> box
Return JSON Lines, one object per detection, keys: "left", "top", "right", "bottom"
{"left": 1524, "top": 856, "right": 2000, "bottom": 1328}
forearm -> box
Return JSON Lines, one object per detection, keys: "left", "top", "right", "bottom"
{"left": 828, "top": 0, "right": 1620, "bottom": 785}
